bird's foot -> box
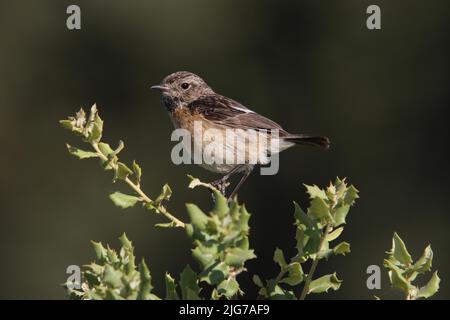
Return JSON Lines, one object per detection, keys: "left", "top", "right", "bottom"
{"left": 210, "top": 178, "right": 230, "bottom": 195}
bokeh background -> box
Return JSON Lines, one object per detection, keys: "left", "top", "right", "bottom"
{"left": 0, "top": 0, "right": 448, "bottom": 299}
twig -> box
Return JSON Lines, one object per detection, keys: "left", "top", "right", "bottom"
{"left": 91, "top": 142, "right": 185, "bottom": 228}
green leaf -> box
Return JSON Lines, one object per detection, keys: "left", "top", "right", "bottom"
{"left": 294, "top": 201, "right": 314, "bottom": 228}
{"left": 66, "top": 144, "right": 98, "bottom": 159}
{"left": 333, "top": 242, "right": 351, "bottom": 256}
{"left": 155, "top": 184, "right": 172, "bottom": 204}
{"left": 237, "top": 205, "right": 251, "bottom": 233}
{"left": 59, "top": 119, "right": 74, "bottom": 131}
{"left": 200, "top": 262, "right": 228, "bottom": 285}
{"left": 132, "top": 160, "right": 142, "bottom": 185}
{"left": 333, "top": 205, "right": 350, "bottom": 227}
{"left": 103, "top": 265, "right": 122, "bottom": 288}
{"left": 280, "top": 262, "right": 304, "bottom": 286}
{"left": 91, "top": 241, "right": 107, "bottom": 263}
{"left": 412, "top": 245, "right": 433, "bottom": 273}
{"left": 225, "top": 248, "right": 256, "bottom": 267}
{"left": 273, "top": 248, "right": 287, "bottom": 268}
{"left": 417, "top": 271, "right": 440, "bottom": 299}
{"left": 326, "top": 227, "right": 344, "bottom": 241}
{"left": 98, "top": 142, "right": 114, "bottom": 156}
{"left": 389, "top": 233, "right": 413, "bottom": 266}
{"left": 304, "top": 184, "right": 327, "bottom": 200}
{"left": 217, "top": 278, "right": 240, "bottom": 298}
{"left": 137, "top": 259, "right": 153, "bottom": 300}
{"left": 308, "top": 273, "right": 342, "bottom": 294}
{"left": 180, "top": 265, "right": 201, "bottom": 300}
{"left": 114, "top": 162, "right": 133, "bottom": 181}
{"left": 253, "top": 275, "right": 264, "bottom": 288}
{"left": 88, "top": 118, "right": 103, "bottom": 143}
{"left": 344, "top": 185, "right": 359, "bottom": 205}
{"left": 192, "top": 243, "right": 218, "bottom": 269}
{"left": 212, "top": 190, "right": 228, "bottom": 218}
{"left": 109, "top": 192, "right": 140, "bottom": 209}
{"left": 384, "top": 259, "right": 411, "bottom": 293}
{"left": 105, "top": 289, "right": 124, "bottom": 300}
{"left": 118, "top": 233, "right": 135, "bottom": 274}
{"left": 268, "top": 283, "right": 296, "bottom": 300}
{"left": 165, "top": 273, "right": 179, "bottom": 300}
{"left": 308, "top": 197, "right": 332, "bottom": 221}
{"left": 186, "top": 203, "right": 208, "bottom": 231}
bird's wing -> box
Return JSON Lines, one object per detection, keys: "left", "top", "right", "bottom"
{"left": 188, "top": 95, "right": 288, "bottom": 134}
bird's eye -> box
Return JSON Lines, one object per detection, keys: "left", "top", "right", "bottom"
{"left": 181, "top": 82, "right": 190, "bottom": 90}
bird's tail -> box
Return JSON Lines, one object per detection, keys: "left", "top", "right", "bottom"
{"left": 283, "top": 134, "right": 330, "bottom": 150}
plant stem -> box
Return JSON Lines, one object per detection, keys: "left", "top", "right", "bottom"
{"left": 299, "top": 224, "right": 332, "bottom": 300}
{"left": 91, "top": 143, "right": 185, "bottom": 228}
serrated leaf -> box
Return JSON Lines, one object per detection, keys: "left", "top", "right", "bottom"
{"left": 333, "top": 241, "right": 351, "bottom": 256}
{"left": 417, "top": 271, "right": 440, "bottom": 299}
{"left": 180, "top": 265, "right": 201, "bottom": 300}
{"left": 109, "top": 192, "right": 139, "bottom": 209}
{"left": 280, "top": 262, "right": 304, "bottom": 286}
{"left": 201, "top": 261, "right": 228, "bottom": 285}
{"left": 268, "top": 283, "right": 296, "bottom": 300}
{"left": 217, "top": 278, "right": 240, "bottom": 298}
{"left": 274, "top": 248, "right": 287, "bottom": 268}
{"left": 91, "top": 241, "right": 107, "bottom": 263}
{"left": 384, "top": 259, "right": 411, "bottom": 293}
{"left": 165, "top": 273, "right": 179, "bottom": 300}
{"left": 103, "top": 265, "right": 122, "bottom": 288}
{"left": 308, "top": 197, "right": 332, "bottom": 221}
{"left": 137, "top": 259, "right": 153, "bottom": 300}
{"left": 88, "top": 118, "right": 103, "bottom": 143}
{"left": 106, "top": 247, "right": 119, "bottom": 264}
{"left": 389, "top": 233, "right": 413, "bottom": 266}
{"left": 114, "top": 162, "right": 133, "bottom": 181}
{"left": 192, "top": 243, "right": 218, "bottom": 269}
{"left": 308, "top": 273, "right": 342, "bottom": 294}
{"left": 225, "top": 248, "right": 256, "bottom": 267}
{"left": 412, "top": 245, "right": 433, "bottom": 273}
{"left": 304, "top": 184, "right": 327, "bottom": 200}
{"left": 237, "top": 205, "right": 251, "bottom": 232}
{"left": 186, "top": 203, "right": 208, "bottom": 231}
{"left": 212, "top": 189, "right": 228, "bottom": 218}
{"left": 155, "top": 184, "right": 172, "bottom": 204}
{"left": 344, "top": 185, "right": 359, "bottom": 205}
{"left": 66, "top": 144, "right": 98, "bottom": 159}
{"left": 85, "top": 263, "right": 104, "bottom": 275}
{"left": 119, "top": 233, "right": 133, "bottom": 250}
{"left": 333, "top": 205, "right": 350, "bottom": 227}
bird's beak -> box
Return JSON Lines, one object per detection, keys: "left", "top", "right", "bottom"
{"left": 150, "top": 85, "right": 169, "bottom": 92}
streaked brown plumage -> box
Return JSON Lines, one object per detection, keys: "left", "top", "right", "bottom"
{"left": 151, "top": 71, "right": 330, "bottom": 199}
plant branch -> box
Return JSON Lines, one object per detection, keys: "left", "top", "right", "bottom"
{"left": 91, "top": 142, "right": 185, "bottom": 228}
{"left": 299, "top": 224, "right": 332, "bottom": 300}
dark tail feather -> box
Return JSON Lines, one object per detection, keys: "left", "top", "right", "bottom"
{"left": 283, "top": 134, "right": 330, "bottom": 150}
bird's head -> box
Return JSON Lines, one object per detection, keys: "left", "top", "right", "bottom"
{"left": 151, "top": 71, "right": 213, "bottom": 111}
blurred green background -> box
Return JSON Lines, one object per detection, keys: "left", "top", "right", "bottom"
{"left": 0, "top": 0, "right": 448, "bottom": 299}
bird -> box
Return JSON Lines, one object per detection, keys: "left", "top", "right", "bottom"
{"left": 151, "top": 71, "right": 330, "bottom": 200}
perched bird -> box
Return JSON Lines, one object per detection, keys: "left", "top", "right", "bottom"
{"left": 151, "top": 71, "right": 330, "bottom": 199}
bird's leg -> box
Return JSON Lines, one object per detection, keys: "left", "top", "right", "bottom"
{"left": 210, "top": 165, "right": 245, "bottom": 195}
{"left": 227, "top": 165, "right": 254, "bottom": 202}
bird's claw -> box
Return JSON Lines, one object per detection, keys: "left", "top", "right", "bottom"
{"left": 210, "top": 178, "right": 230, "bottom": 195}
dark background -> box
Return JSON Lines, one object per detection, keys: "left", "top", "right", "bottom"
{"left": 0, "top": 0, "right": 448, "bottom": 299}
